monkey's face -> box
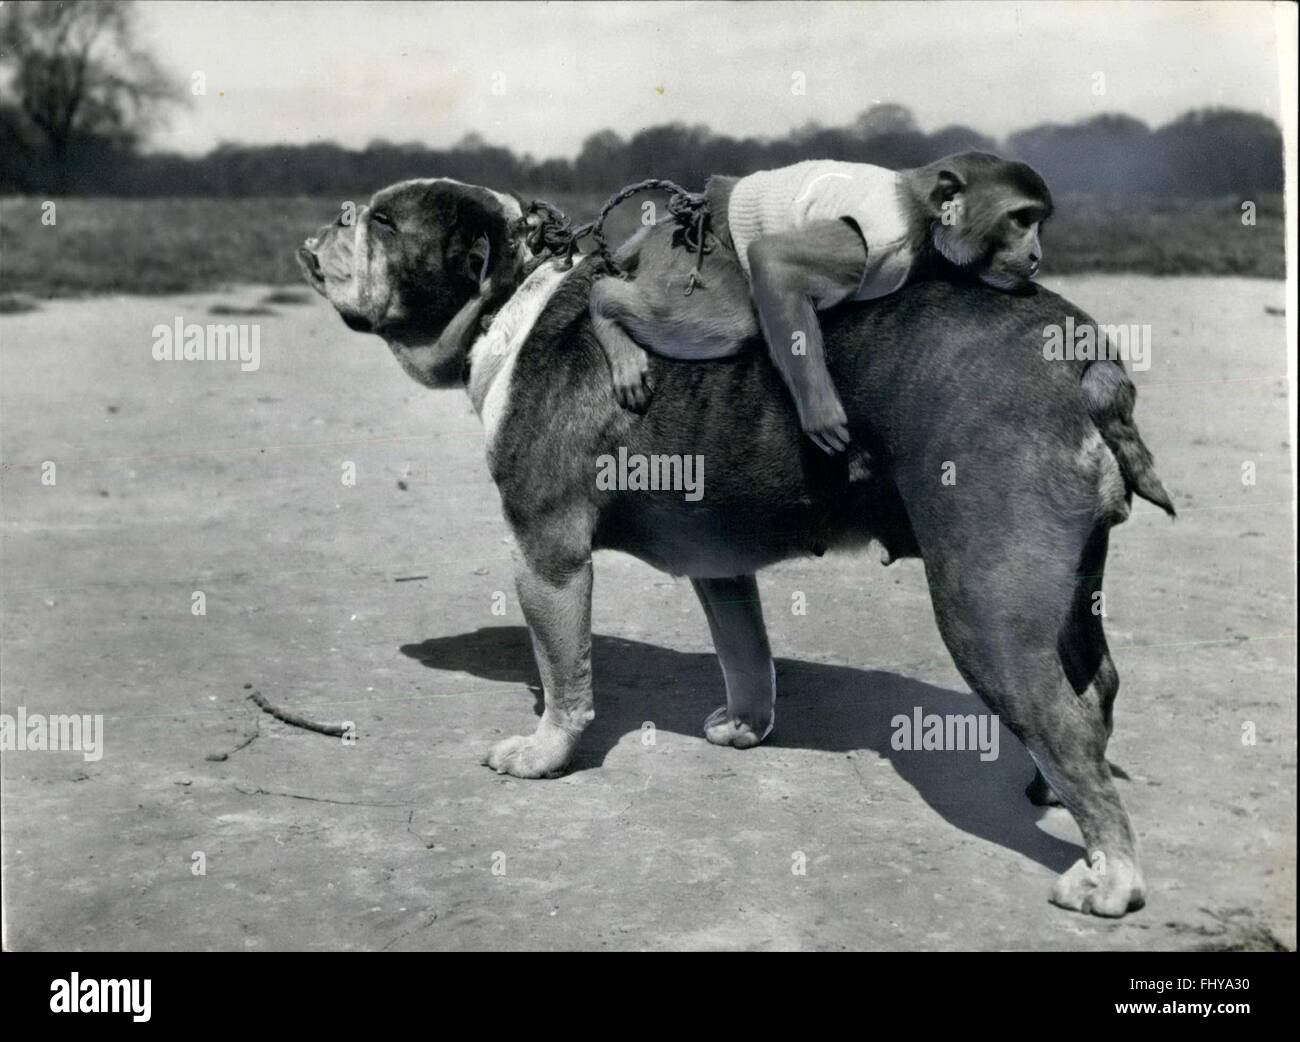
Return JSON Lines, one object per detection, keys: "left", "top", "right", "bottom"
{"left": 925, "top": 153, "right": 1052, "bottom": 292}
{"left": 971, "top": 196, "right": 1047, "bottom": 290}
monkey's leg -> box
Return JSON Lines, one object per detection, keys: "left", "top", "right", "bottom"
{"left": 590, "top": 277, "right": 653, "bottom": 412}
{"left": 691, "top": 575, "right": 776, "bottom": 748}
{"left": 746, "top": 220, "right": 867, "bottom": 454}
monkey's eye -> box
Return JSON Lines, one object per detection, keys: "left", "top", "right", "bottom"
{"left": 370, "top": 210, "right": 397, "bottom": 231}
{"left": 1009, "top": 207, "right": 1040, "bottom": 229}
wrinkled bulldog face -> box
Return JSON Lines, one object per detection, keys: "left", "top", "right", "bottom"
{"left": 298, "top": 178, "right": 527, "bottom": 385}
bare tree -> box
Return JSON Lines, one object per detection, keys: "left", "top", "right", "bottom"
{"left": 0, "top": 0, "right": 176, "bottom": 186}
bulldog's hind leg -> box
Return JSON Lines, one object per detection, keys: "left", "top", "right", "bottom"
{"left": 484, "top": 538, "right": 594, "bottom": 779}
{"left": 691, "top": 575, "right": 776, "bottom": 748}
{"left": 1032, "top": 643, "right": 1142, "bottom": 918}
{"left": 1028, "top": 536, "right": 1118, "bottom": 808}
{"left": 927, "top": 529, "right": 1145, "bottom": 917}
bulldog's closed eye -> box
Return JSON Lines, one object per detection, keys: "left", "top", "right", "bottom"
{"left": 370, "top": 210, "right": 397, "bottom": 231}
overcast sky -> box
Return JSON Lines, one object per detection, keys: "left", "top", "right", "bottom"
{"left": 135, "top": 0, "right": 1292, "bottom": 158}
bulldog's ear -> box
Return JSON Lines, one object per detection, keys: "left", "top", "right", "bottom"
{"left": 442, "top": 189, "right": 513, "bottom": 290}
{"left": 445, "top": 222, "right": 494, "bottom": 289}
{"left": 466, "top": 234, "right": 491, "bottom": 288}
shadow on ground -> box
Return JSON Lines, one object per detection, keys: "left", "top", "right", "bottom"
{"left": 402, "top": 625, "right": 1083, "bottom": 876}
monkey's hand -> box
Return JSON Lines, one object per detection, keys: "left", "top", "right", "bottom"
{"left": 610, "top": 345, "right": 653, "bottom": 412}
{"left": 797, "top": 388, "right": 850, "bottom": 454}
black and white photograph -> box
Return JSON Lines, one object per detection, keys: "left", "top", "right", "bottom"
{"left": 0, "top": 0, "right": 1296, "bottom": 968}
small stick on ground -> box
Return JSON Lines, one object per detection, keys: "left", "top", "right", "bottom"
{"left": 205, "top": 718, "right": 259, "bottom": 762}
{"left": 248, "top": 688, "right": 348, "bottom": 737}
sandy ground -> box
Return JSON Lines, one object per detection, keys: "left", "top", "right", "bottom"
{"left": 0, "top": 275, "right": 1294, "bottom": 951}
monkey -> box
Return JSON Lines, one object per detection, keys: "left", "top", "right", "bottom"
{"left": 589, "top": 152, "right": 1053, "bottom": 455}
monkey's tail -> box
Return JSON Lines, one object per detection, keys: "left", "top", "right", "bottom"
{"left": 1081, "top": 359, "right": 1176, "bottom": 518}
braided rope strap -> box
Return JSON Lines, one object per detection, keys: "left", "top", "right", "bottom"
{"left": 518, "top": 178, "right": 713, "bottom": 293}
{"left": 517, "top": 199, "right": 582, "bottom": 274}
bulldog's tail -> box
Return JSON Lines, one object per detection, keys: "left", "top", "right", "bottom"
{"left": 1081, "top": 360, "right": 1176, "bottom": 518}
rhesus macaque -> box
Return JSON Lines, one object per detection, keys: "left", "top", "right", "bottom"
{"left": 590, "top": 152, "right": 1053, "bottom": 454}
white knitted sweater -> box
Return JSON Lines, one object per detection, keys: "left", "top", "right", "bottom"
{"left": 728, "top": 159, "right": 915, "bottom": 301}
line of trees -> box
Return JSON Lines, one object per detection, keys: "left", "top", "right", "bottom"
{"left": 0, "top": 1, "right": 1285, "bottom": 200}
{"left": 3, "top": 106, "right": 1283, "bottom": 201}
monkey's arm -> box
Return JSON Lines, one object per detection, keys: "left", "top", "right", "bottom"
{"left": 746, "top": 220, "right": 867, "bottom": 454}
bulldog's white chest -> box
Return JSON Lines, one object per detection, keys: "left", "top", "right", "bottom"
{"left": 467, "top": 261, "right": 573, "bottom": 450}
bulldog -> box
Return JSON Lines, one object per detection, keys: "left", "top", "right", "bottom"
{"left": 299, "top": 177, "right": 1174, "bottom": 918}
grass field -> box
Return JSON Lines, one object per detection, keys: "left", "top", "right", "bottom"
{"left": 0, "top": 191, "right": 1285, "bottom": 302}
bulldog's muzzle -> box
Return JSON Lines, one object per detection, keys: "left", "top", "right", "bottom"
{"left": 297, "top": 243, "right": 325, "bottom": 288}
{"left": 297, "top": 219, "right": 376, "bottom": 328}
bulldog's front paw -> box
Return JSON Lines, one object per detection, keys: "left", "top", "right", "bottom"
{"left": 482, "top": 724, "right": 577, "bottom": 779}
{"left": 1050, "top": 851, "right": 1146, "bottom": 917}
{"left": 703, "top": 706, "right": 774, "bottom": 749}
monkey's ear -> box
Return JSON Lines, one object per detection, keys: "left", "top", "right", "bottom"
{"left": 927, "top": 169, "right": 966, "bottom": 217}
